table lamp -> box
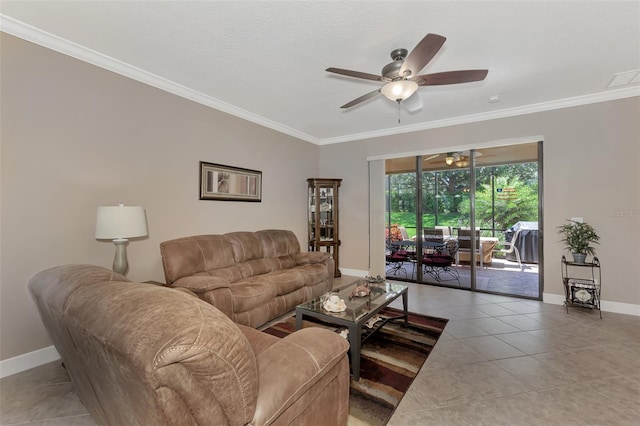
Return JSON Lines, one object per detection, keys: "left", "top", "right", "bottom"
{"left": 95, "top": 204, "right": 148, "bottom": 275}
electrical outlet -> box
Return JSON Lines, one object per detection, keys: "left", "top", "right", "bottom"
{"left": 570, "top": 217, "right": 583, "bottom": 223}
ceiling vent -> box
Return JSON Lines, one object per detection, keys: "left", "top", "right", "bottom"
{"left": 607, "top": 69, "right": 640, "bottom": 88}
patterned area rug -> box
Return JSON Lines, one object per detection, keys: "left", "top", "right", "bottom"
{"left": 262, "top": 308, "right": 448, "bottom": 425}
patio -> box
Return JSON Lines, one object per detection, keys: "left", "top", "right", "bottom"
{"left": 385, "top": 256, "right": 540, "bottom": 298}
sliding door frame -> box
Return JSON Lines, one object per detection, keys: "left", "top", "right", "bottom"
{"left": 373, "top": 138, "right": 544, "bottom": 300}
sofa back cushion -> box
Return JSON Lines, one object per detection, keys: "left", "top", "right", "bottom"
{"left": 226, "top": 230, "right": 301, "bottom": 278}
{"left": 161, "top": 230, "right": 303, "bottom": 284}
{"left": 160, "top": 235, "right": 236, "bottom": 284}
{"left": 225, "top": 232, "right": 264, "bottom": 262}
{"left": 257, "top": 230, "right": 301, "bottom": 258}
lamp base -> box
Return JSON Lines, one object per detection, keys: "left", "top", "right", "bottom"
{"left": 112, "top": 239, "right": 129, "bottom": 275}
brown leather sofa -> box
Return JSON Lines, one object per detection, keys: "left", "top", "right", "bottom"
{"left": 160, "top": 229, "right": 333, "bottom": 328}
{"left": 28, "top": 265, "right": 350, "bottom": 426}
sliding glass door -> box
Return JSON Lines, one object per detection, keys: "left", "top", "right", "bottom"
{"left": 471, "top": 146, "right": 541, "bottom": 297}
{"left": 385, "top": 142, "right": 542, "bottom": 299}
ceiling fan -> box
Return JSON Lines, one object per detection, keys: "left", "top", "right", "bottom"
{"left": 446, "top": 152, "right": 471, "bottom": 168}
{"left": 424, "top": 151, "right": 483, "bottom": 168}
{"left": 326, "top": 33, "right": 488, "bottom": 109}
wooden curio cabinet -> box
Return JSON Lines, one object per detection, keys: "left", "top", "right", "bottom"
{"left": 307, "top": 178, "right": 342, "bottom": 277}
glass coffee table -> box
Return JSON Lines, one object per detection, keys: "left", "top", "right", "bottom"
{"left": 295, "top": 279, "right": 408, "bottom": 381}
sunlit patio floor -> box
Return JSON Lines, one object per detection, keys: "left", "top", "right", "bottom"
{"left": 386, "top": 257, "right": 540, "bottom": 298}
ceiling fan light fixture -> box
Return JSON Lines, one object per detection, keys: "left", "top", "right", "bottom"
{"left": 455, "top": 156, "right": 469, "bottom": 168}
{"left": 445, "top": 153, "right": 454, "bottom": 166}
{"left": 381, "top": 80, "right": 418, "bottom": 102}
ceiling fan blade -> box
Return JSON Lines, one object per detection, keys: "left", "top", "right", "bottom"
{"left": 326, "top": 67, "right": 383, "bottom": 81}
{"left": 403, "top": 93, "right": 423, "bottom": 112}
{"left": 399, "top": 33, "right": 446, "bottom": 77}
{"left": 340, "top": 89, "right": 382, "bottom": 108}
{"left": 424, "top": 154, "right": 441, "bottom": 161}
{"left": 414, "top": 69, "right": 488, "bottom": 86}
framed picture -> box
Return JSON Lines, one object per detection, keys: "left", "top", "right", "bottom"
{"left": 199, "top": 162, "right": 262, "bottom": 202}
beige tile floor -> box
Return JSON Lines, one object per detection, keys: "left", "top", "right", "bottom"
{"left": 1, "top": 278, "right": 639, "bottom": 425}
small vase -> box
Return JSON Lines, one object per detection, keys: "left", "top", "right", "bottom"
{"left": 572, "top": 253, "right": 587, "bottom": 264}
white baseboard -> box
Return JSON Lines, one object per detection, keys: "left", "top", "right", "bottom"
{"left": 543, "top": 292, "right": 567, "bottom": 306}
{"left": 600, "top": 300, "right": 640, "bottom": 316}
{"left": 338, "top": 268, "right": 368, "bottom": 278}
{"left": 544, "top": 292, "right": 640, "bottom": 316}
{"left": 0, "top": 345, "right": 60, "bottom": 379}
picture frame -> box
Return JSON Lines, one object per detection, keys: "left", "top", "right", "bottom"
{"left": 199, "top": 161, "right": 262, "bottom": 202}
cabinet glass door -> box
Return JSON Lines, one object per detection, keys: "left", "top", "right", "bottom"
{"left": 308, "top": 178, "right": 341, "bottom": 277}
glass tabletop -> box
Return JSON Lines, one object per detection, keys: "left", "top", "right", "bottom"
{"left": 297, "top": 279, "right": 408, "bottom": 323}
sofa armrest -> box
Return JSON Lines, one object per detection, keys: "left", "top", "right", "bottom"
{"left": 295, "top": 251, "right": 331, "bottom": 265}
{"left": 251, "top": 328, "right": 349, "bottom": 425}
{"left": 172, "top": 276, "right": 234, "bottom": 320}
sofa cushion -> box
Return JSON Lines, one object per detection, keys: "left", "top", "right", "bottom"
{"left": 262, "top": 269, "right": 305, "bottom": 296}
{"left": 195, "top": 265, "right": 244, "bottom": 283}
{"left": 238, "top": 324, "right": 279, "bottom": 357}
{"left": 258, "top": 230, "right": 300, "bottom": 257}
{"left": 226, "top": 232, "right": 264, "bottom": 263}
{"left": 230, "top": 278, "right": 278, "bottom": 313}
{"left": 273, "top": 254, "right": 297, "bottom": 270}
{"left": 235, "top": 255, "right": 297, "bottom": 279}
{"left": 160, "top": 235, "right": 236, "bottom": 284}
{"left": 294, "top": 263, "right": 330, "bottom": 287}
{"left": 236, "top": 258, "right": 276, "bottom": 279}
{"left": 296, "top": 251, "right": 331, "bottom": 265}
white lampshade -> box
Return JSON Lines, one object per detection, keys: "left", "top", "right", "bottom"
{"left": 380, "top": 80, "right": 419, "bottom": 102}
{"left": 95, "top": 205, "right": 148, "bottom": 240}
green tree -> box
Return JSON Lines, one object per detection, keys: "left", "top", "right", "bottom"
{"left": 459, "top": 171, "right": 538, "bottom": 231}
{"left": 387, "top": 173, "right": 416, "bottom": 212}
{"left": 387, "top": 162, "right": 538, "bottom": 235}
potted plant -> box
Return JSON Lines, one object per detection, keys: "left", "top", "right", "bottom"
{"left": 557, "top": 220, "right": 600, "bottom": 263}
{"left": 385, "top": 224, "right": 404, "bottom": 242}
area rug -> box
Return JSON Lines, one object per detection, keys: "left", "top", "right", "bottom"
{"left": 262, "top": 308, "right": 448, "bottom": 425}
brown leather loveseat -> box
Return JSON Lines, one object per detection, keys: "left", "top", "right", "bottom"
{"left": 28, "top": 265, "right": 350, "bottom": 425}
{"left": 160, "top": 229, "right": 333, "bottom": 328}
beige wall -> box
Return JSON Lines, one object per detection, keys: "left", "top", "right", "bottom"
{"left": 2, "top": 32, "right": 639, "bottom": 364}
{"left": 0, "top": 34, "right": 319, "bottom": 360}
{"left": 319, "top": 97, "right": 640, "bottom": 310}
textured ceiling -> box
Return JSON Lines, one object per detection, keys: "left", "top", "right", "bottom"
{"left": 2, "top": 1, "right": 639, "bottom": 145}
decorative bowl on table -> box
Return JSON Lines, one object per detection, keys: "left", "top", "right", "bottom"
{"left": 323, "top": 298, "right": 347, "bottom": 313}
{"left": 351, "top": 285, "right": 371, "bottom": 298}
{"left": 364, "top": 275, "right": 385, "bottom": 283}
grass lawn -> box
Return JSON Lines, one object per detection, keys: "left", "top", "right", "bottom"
{"left": 386, "top": 212, "right": 464, "bottom": 239}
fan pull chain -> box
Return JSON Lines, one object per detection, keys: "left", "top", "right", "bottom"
{"left": 397, "top": 100, "right": 402, "bottom": 124}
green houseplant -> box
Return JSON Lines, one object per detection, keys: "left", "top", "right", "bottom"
{"left": 557, "top": 220, "right": 600, "bottom": 263}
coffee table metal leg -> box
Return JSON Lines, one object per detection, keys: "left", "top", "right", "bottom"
{"left": 295, "top": 310, "right": 303, "bottom": 330}
{"left": 402, "top": 290, "right": 409, "bottom": 325}
{"left": 348, "top": 323, "right": 362, "bottom": 381}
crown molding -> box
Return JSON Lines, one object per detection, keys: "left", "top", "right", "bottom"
{"left": 3, "top": 14, "right": 638, "bottom": 147}
{"left": 0, "top": 15, "right": 320, "bottom": 145}
{"left": 318, "top": 87, "right": 640, "bottom": 145}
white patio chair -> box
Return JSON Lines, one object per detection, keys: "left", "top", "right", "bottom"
{"left": 498, "top": 228, "right": 522, "bottom": 268}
